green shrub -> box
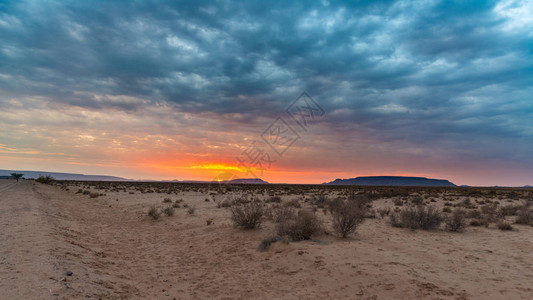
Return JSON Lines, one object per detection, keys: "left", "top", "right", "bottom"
{"left": 35, "top": 175, "right": 55, "bottom": 184}
{"left": 10, "top": 173, "right": 23, "bottom": 182}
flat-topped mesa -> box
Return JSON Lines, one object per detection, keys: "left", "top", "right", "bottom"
{"left": 324, "top": 176, "right": 456, "bottom": 187}
{"left": 225, "top": 178, "right": 269, "bottom": 184}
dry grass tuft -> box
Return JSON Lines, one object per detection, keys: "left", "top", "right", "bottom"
{"left": 163, "top": 206, "right": 174, "bottom": 216}
{"left": 497, "top": 220, "right": 513, "bottom": 231}
{"left": 148, "top": 206, "right": 160, "bottom": 220}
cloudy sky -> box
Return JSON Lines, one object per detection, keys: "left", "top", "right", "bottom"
{"left": 0, "top": 0, "right": 532, "bottom": 185}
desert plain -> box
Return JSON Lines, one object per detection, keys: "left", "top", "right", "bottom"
{"left": 1, "top": 179, "right": 533, "bottom": 299}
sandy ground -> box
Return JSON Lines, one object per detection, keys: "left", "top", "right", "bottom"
{"left": 1, "top": 180, "right": 533, "bottom": 299}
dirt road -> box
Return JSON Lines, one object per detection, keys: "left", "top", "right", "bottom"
{"left": 0, "top": 180, "right": 64, "bottom": 298}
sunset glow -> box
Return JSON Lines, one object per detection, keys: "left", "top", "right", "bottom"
{"left": 1, "top": 1, "right": 532, "bottom": 186}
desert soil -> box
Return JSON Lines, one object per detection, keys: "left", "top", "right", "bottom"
{"left": 1, "top": 180, "right": 533, "bottom": 299}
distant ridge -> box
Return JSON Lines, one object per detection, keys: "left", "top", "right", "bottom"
{"left": 324, "top": 176, "right": 456, "bottom": 187}
{"left": 0, "top": 169, "right": 129, "bottom": 181}
{"left": 226, "top": 178, "right": 269, "bottom": 184}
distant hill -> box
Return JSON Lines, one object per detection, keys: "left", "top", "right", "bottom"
{"left": 178, "top": 178, "right": 269, "bottom": 184}
{"left": 0, "top": 169, "right": 129, "bottom": 181}
{"left": 226, "top": 178, "right": 269, "bottom": 184}
{"left": 324, "top": 176, "right": 456, "bottom": 187}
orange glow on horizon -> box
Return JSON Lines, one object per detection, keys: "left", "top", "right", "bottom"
{"left": 189, "top": 163, "right": 244, "bottom": 172}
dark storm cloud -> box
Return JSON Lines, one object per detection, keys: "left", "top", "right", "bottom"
{"left": 0, "top": 0, "right": 532, "bottom": 163}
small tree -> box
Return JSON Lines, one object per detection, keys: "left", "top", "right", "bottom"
{"left": 10, "top": 173, "right": 23, "bottom": 182}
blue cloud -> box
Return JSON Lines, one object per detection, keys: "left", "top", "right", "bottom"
{"left": 0, "top": 0, "right": 532, "bottom": 169}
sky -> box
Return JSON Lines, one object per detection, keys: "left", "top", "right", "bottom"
{"left": 0, "top": 0, "right": 532, "bottom": 186}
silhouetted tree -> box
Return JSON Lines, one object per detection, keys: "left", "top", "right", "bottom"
{"left": 10, "top": 173, "right": 23, "bottom": 182}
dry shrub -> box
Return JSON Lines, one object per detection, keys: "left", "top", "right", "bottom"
{"left": 389, "top": 205, "right": 443, "bottom": 230}
{"left": 148, "top": 206, "right": 160, "bottom": 220}
{"left": 258, "top": 236, "right": 280, "bottom": 251}
{"left": 272, "top": 205, "right": 296, "bottom": 223}
{"left": 218, "top": 199, "right": 233, "bottom": 208}
{"left": 266, "top": 196, "right": 282, "bottom": 203}
{"left": 410, "top": 196, "right": 423, "bottom": 205}
{"left": 466, "top": 209, "right": 483, "bottom": 219}
{"left": 89, "top": 192, "right": 99, "bottom": 198}
{"left": 497, "top": 220, "right": 513, "bottom": 231}
{"left": 481, "top": 203, "right": 499, "bottom": 223}
{"left": 277, "top": 210, "right": 321, "bottom": 241}
{"left": 377, "top": 207, "right": 391, "bottom": 218}
{"left": 389, "top": 211, "right": 402, "bottom": 227}
{"left": 469, "top": 219, "right": 486, "bottom": 227}
{"left": 331, "top": 200, "right": 366, "bottom": 238}
{"left": 515, "top": 202, "right": 532, "bottom": 225}
{"left": 187, "top": 206, "right": 196, "bottom": 215}
{"left": 163, "top": 206, "right": 174, "bottom": 216}
{"left": 499, "top": 204, "right": 521, "bottom": 217}
{"left": 349, "top": 194, "right": 373, "bottom": 208}
{"left": 459, "top": 198, "right": 475, "bottom": 209}
{"left": 230, "top": 202, "right": 264, "bottom": 229}
{"left": 285, "top": 199, "right": 301, "bottom": 208}
{"left": 311, "top": 194, "right": 328, "bottom": 207}
{"left": 163, "top": 198, "right": 172, "bottom": 203}
{"left": 327, "top": 197, "right": 345, "bottom": 214}
{"left": 445, "top": 208, "right": 467, "bottom": 232}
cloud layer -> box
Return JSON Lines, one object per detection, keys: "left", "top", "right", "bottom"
{"left": 1, "top": 0, "right": 532, "bottom": 185}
